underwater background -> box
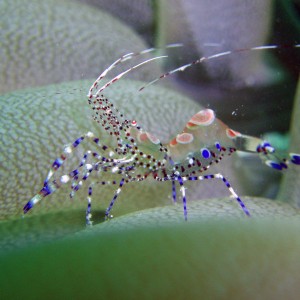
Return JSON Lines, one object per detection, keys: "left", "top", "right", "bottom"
{"left": 1, "top": 0, "right": 300, "bottom": 299}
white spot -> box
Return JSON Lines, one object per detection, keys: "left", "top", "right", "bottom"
{"left": 64, "top": 145, "right": 72, "bottom": 153}
{"left": 45, "top": 170, "right": 54, "bottom": 182}
{"left": 180, "top": 186, "right": 186, "bottom": 195}
{"left": 61, "top": 175, "right": 70, "bottom": 183}
{"left": 265, "top": 146, "right": 275, "bottom": 153}
{"left": 112, "top": 166, "right": 119, "bottom": 173}
{"left": 86, "top": 164, "right": 93, "bottom": 170}
{"left": 86, "top": 132, "right": 94, "bottom": 138}
{"left": 231, "top": 109, "right": 238, "bottom": 116}
{"left": 31, "top": 194, "right": 42, "bottom": 205}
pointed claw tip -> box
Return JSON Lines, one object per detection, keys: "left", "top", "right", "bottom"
{"left": 23, "top": 201, "right": 33, "bottom": 214}
{"left": 290, "top": 153, "right": 300, "bottom": 165}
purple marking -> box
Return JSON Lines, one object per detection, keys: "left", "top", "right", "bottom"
{"left": 218, "top": 176, "right": 231, "bottom": 188}
{"left": 92, "top": 152, "right": 100, "bottom": 158}
{"left": 262, "top": 142, "right": 271, "bottom": 148}
{"left": 269, "top": 161, "right": 283, "bottom": 170}
{"left": 172, "top": 180, "right": 177, "bottom": 203}
{"left": 291, "top": 154, "right": 300, "bottom": 165}
{"left": 93, "top": 138, "right": 100, "bottom": 144}
{"left": 215, "top": 142, "right": 221, "bottom": 151}
{"left": 79, "top": 153, "right": 88, "bottom": 167}
{"left": 124, "top": 166, "right": 134, "bottom": 171}
{"left": 41, "top": 183, "right": 53, "bottom": 197}
{"left": 23, "top": 201, "right": 33, "bottom": 214}
{"left": 73, "top": 185, "right": 80, "bottom": 192}
{"left": 73, "top": 137, "right": 84, "bottom": 147}
{"left": 52, "top": 158, "right": 63, "bottom": 170}
{"left": 236, "top": 196, "right": 251, "bottom": 216}
{"left": 105, "top": 178, "right": 125, "bottom": 217}
{"left": 69, "top": 169, "right": 79, "bottom": 178}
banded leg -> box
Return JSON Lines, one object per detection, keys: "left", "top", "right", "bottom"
{"left": 69, "top": 151, "right": 94, "bottom": 197}
{"left": 23, "top": 132, "right": 116, "bottom": 214}
{"left": 86, "top": 179, "right": 121, "bottom": 224}
{"left": 176, "top": 176, "right": 188, "bottom": 221}
{"left": 105, "top": 178, "right": 126, "bottom": 219}
{"left": 153, "top": 174, "right": 188, "bottom": 220}
{"left": 68, "top": 149, "right": 114, "bottom": 198}
{"left": 184, "top": 173, "right": 250, "bottom": 217}
{"left": 172, "top": 180, "right": 177, "bottom": 203}
{"left": 86, "top": 186, "right": 93, "bottom": 226}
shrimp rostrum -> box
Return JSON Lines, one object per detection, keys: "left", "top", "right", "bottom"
{"left": 23, "top": 45, "right": 300, "bottom": 224}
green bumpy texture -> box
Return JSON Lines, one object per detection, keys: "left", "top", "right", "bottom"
{"left": 0, "top": 0, "right": 157, "bottom": 94}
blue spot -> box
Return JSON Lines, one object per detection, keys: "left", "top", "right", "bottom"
{"left": 41, "top": 183, "right": 53, "bottom": 196}
{"left": 93, "top": 138, "right": 100, "bottom": 144}
{"left": 262, "top": 142, "right": 271, "bottom": 148}
{"left": 215, "top": 142, "right": 221, "bottom": 151}
{"left": 23, "top": 201, "right": 33, "bottom": 214}
{"left": 69, "top": 169, "right": 79, "bottom": 177}
{"left": 92, "top": 152, "right": 99, "bottom": 157}
{"left": 201, "top": 148, "right": 211, "bottom": 159}
{"left": 52, "top": 158, "right": 63, "bottom": 170}
{"left": 73, "top": 137, "right": 84, "bottom": 147}
{"left": 266, "top": 160, "right": 282, "bottom": 170}
{"left": 291, "top": 154, "right": 300, "bottom": 165}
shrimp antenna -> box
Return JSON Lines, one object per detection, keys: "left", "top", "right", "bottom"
{"left": 139, "top": 44, "right": 300, "bottom": 91}
{"left": 88, "top": 43, "right": 183, "bottom": 98}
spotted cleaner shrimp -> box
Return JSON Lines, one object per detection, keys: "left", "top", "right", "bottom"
{"left": 23, "top": 44, "right": 300, "bottom": 224}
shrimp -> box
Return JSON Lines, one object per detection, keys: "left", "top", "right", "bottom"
{"left": 23, "top": 44, "right": 300, "bottom": 224}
